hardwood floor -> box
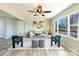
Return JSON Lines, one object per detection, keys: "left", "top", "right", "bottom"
{"left": 0, "top": 39, "right": 11, "bottom": 50}
{"left": 0, "top": 48, "right": 77, "bottom": 56}
{"left": 0, "top": 39, "right": 77, "bottom": 56}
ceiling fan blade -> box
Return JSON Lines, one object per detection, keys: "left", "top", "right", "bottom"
{"left": 42, "top": 14, "right": 45, "bottom": 16}
{"left": 34, "top": 14, "right": 37, "bottom": 16}
{"left": 43, "top": 11, "right": 51, "bottom": 13}
{"left": 28, "top": 10, "right": 36, "bottom": 13}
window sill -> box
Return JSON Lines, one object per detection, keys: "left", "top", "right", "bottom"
{"left": 56, "top": 33, "right": 79, "bottom": 41}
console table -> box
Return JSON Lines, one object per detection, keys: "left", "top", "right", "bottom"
{"left": 23, "top": 37, "right": 51, "bottom": 48}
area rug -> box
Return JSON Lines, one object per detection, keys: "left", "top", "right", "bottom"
{"left": 8, "top": 38, "right": 64, "bottom": 50}
{"left": 8, "top": 44, "right": 64, "bottom": 50}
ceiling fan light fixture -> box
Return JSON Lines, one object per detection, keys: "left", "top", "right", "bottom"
{"left": 28, "top": 5, "right": 51, "bottom": 16}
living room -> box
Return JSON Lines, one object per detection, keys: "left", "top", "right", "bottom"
{"left": 0, "top": 3, "right": 79, "bottom": 56}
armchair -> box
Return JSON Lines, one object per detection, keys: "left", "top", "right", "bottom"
{"left": 51, "top": 35, "right": 61, "bottom": 47}
{"left": 12, "top": 35, "right": 23, "bottom": 48}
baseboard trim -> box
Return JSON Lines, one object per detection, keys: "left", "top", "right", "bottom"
{"left": 61, "top": 42, "right": 79, "bottom": 56}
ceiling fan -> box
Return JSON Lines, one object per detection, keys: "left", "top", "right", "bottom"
{"left": 28, "top": 5, "right": 51, "bottom": 16}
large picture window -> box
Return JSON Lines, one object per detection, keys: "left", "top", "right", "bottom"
{"left": 55, "top": 12, "right": 79, "bottom": 38}
{"left": 58, "top": 17, "right": 68, "bottom": 35}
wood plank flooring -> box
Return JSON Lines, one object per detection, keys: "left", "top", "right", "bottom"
{"left": 0, "top": 39, "right": 77, "bottom": 56}
{"left": 0, "top": 48, "right": 77, "bottom": 56}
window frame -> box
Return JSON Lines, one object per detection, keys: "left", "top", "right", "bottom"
{"left": 55, "top": 12, "right": 79, "bottom": 40}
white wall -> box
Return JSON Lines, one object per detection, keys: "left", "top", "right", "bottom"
{"left": 0, "top": 13, "right": 49, "bottom": 39}
{"left": 17, "top": 20, "right": 25, "bottom": 35}
{"left": 6, "top": 17, "right": 14, "bottom": 38}
{"left": 0, "top": 16, "right": 5, "bottom": 38}
{"left": 0, "top": 13, "right": 25, "bottom": 38}
{"left": 12, "top": 18, "right": 17, "bottom": 35}
{"left": 24, "top": 18, "right": 50, "bottom": 33}
{"left": 5, "top": 17, "right": 20, "bottom": 38}
{"left": 49, "top": 4, "right": 79, "bottom": 55}
{"left": 25, "top": 20, "right": 33, "bottom": 33}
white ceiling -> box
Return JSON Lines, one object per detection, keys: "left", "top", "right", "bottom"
{"left": 0, "top": 3, "right": 73, "bottom": 21}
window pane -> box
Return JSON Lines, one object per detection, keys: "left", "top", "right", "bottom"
{"left": 70, "top": 13, "right": 79, "bottom": 25}
{"left": 58, "top": 16, "right": 68, "bottom": 35}
{"left": 70, "top": 26, "right": 77, "bottom": 37}
{"left": 55, "top": 21, "right": 57, "bottom": 33}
